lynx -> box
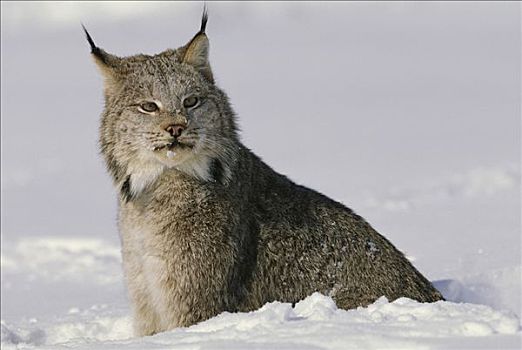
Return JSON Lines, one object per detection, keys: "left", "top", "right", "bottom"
{"left": 85, "top": 10, "right": 443, "bottom": 336}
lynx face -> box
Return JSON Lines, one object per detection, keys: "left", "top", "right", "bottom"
{"left": 88, "top": 18, "right": 238, "bottom": 198}
{"left": 112, "top": 60, "right": 226, "bottom": 177}
{"left": 120, "top": 63, "right": 211, "bottom": 166}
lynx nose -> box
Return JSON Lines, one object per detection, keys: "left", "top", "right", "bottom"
{"left": 165, "top": 124, "right": 185, "bottom": 138}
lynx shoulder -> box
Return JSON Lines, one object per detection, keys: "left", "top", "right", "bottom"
{"left": 86, "top": 10, "right": 443, "bottom": 336}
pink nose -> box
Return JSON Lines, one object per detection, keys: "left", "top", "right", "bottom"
{"left": 165, "top": 124, "right": 185, "bottom": 138}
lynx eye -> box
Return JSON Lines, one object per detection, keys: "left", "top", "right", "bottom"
{"left": 138, "top": 102, "right": 159, "bottom": 113}
{"left": 183, "top": 96, "right": 199, "bottom": 109}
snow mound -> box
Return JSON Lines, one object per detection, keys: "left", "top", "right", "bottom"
{"left": 1, "top": 305, "right": 131, "bottom": 350}
{"left": 434, "top": 265, "right": 522, "bottom": 319}
{"left": 1, "top": 237, "right": 121, "bottom": 285}
{"left": 2, "top": 293, "right": 520, "bottom": 350}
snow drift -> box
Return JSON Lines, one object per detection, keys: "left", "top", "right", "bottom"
{"left": 2, "top": 293, "right": 520, "bottom": 350}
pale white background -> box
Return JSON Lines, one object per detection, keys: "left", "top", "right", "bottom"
{"left": 1, "top": 2, "right": 520, "bottom": 348}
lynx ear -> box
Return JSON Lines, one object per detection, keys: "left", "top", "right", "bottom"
{"left": 179, "top": 9, "right": 214, "bottom": 83}
{"left": 82, "top": 25, "right": 124, "bottom": 91}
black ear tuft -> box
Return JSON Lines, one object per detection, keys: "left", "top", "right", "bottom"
{"left": 178, "top": 5, "right": 213, "bottom": 83}
{"left": 200, "top": 5, "right": 208, "bottom": 34}
{"left": 81, "top": 24, "right": 96, "bottom": 52}
{"left": 81, "top": 24, "right": 107, "bottom": 64}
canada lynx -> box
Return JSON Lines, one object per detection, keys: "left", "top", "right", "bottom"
{"left": 86, "top": 10, "right": 443, "bottom": 336}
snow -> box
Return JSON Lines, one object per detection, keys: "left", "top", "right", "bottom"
{"left": 1, "top": 293, "right": 520, "bottom": 350}
{"left": 1, "top": 2, "right": 521, "bottom": 349}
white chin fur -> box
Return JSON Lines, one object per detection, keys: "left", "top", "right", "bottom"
{"left": 129, "top": 161, "right": 166, "bottom": 196}
{"left": 174, "top": 154, "right": 212, "bottom": 183}
{"left": 127, "top": 152, "right": 215, "bottom": 197}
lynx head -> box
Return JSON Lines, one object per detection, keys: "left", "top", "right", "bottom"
{"left": 86, "top": 10, "right": 239, "bottom": 201}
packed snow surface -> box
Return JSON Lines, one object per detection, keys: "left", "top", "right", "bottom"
{"left": 1, "top": 292, "right": 520, "bottom": 350}
{"left": 2, "top": 2, "right": 521, "bottom": 349}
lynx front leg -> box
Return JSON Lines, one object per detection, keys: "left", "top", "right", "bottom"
{"left": 130, "top": 290, "right": 162, "bottom": 337}
{"left": 122, "top": 254, "right": 162, "bottom": 336}
{"left": 157, "top": 286, "right": 230, "bottom": 329}
{"left": 141, "top": 252, "right": 235, "bottom": 330}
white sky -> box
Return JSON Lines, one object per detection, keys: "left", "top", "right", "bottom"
{"left": 1, "top": 2, "right": 520, "bottom": 240}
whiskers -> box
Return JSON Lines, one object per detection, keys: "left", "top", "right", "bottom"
{"left": 133, "top": 126, "right": 238, "bottom": 184}
{"left": 183, "top": 127, "right": 234, "bottom": 156}
{"left": 140, "top": 127, "right": 236, "bottom": 168}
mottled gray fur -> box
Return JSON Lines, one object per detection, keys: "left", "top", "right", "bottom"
{"left": 86, "top": 12, "right": 443, "bottom": 336}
